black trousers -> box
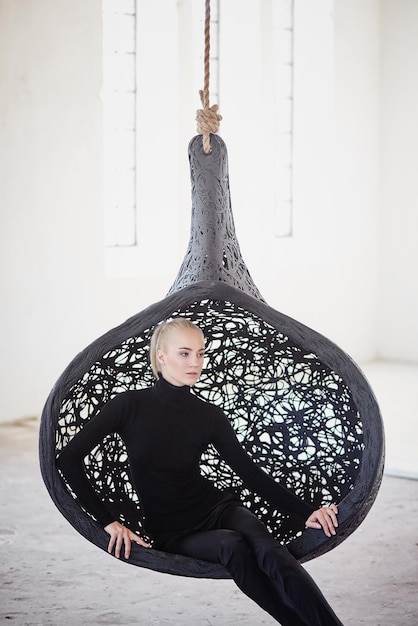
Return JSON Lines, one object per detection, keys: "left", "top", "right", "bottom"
{"left": 164, "top": 504, "right": 344, "bottom": 626}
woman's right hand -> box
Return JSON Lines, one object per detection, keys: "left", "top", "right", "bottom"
{"left": 104, "top": 521, "right": 151, "bottom": 559}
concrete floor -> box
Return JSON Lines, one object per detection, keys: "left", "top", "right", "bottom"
{"left": 1, "top": 362, "right": 418, "bottom": 625}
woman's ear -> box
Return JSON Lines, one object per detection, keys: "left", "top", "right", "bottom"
{"left": 156, "top": 349, "right": 165, "bottom": 365}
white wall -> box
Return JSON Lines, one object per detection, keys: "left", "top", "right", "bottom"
{"left": 1, "top": 0, "right": 417, "bottom": 423}
{"left": 0, "top": 0, "right": 170, "bottom": 422}
{"left": 377, "top": 0, "right": 418, "bottom": 360}
{"left": 248, "top": 0, "right": 381, "bottom": 356}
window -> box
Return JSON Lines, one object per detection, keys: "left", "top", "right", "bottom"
{"left": 102, "top": 0, "right": 136, "bottom": 247}
{"left": 102, "top": 1, "right": 299, "bottom": 275}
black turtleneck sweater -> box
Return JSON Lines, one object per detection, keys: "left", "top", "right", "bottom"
{"left": 57, "top": 377, "right": 314, "bottom": 540}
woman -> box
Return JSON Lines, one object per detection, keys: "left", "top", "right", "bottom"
{"left": 57, "top": 318, "right": 344, "bottom": 625}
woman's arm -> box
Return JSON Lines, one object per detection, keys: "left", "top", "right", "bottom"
{"left": 210, "top": 409, "right": 337, "bottom": 529}
{"left": 57, "top": 393, "right": 152, "bottom": 556}
{"left": 56, "top": 393, "right": 130, "bottom": 528}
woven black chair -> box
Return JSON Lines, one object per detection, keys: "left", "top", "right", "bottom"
{"left": 39, "top": 134, "right": 384, "bottom": 578}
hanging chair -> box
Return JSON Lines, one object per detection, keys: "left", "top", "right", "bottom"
{"left": 39, "top": 133, "right": 384, "bottom": 579}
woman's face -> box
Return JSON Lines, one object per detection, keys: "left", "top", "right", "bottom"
{"left": 157, "top": 327, "right": 205, "bottom": 387}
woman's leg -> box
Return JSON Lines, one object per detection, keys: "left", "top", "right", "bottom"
{"left": 168, "top": 528, "right": 307, "bottom": 625}
{"left": 167, "top": 529, "right": 307, "bottom": 626}
{"left": 219, "top": 505, "right": 344, "bottom": 626}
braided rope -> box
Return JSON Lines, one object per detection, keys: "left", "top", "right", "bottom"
{"left": 201, "top": 0, "right": 210, "bottom": 110}
{"left": 196, "top": 0, "right": 222, "bottom": 153}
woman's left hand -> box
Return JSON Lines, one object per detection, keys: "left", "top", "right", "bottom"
{"left": 305, "top": 503, "right": 339, "bottom": 537}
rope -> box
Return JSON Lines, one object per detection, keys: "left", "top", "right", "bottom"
{"left": 196, "top": 0, "right": 222, "bottom": 153}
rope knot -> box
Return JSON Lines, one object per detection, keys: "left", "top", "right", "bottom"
{"left": 196, "top": 92, "right": 222, "bottom": 153}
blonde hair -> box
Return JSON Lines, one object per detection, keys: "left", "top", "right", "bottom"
{"left": 150, "top": 318, "right": 204, "bottom": 379}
